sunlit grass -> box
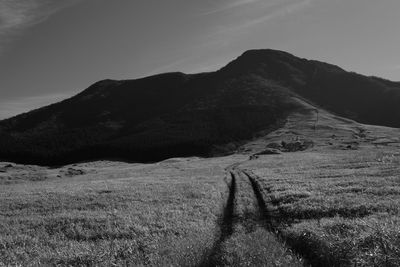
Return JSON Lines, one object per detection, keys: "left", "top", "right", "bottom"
{"left": 0, "top": 157, "right": 237, "bottom": 266}
{"left": 245, "top": 148, "right": 400, "bottom": 266}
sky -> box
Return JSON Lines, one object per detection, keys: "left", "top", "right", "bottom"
{"left": 1, "top": 0, "right": 400, "bottom": 119}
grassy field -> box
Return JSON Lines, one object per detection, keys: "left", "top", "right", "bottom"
{"left": 0, "top": 158, "right": 235, "bottom": 266}
{"left": 1, "top": 100, "right": 400, "bottom": 266}
{"left": 238, "top": 100, "right": 400, "bottom": 266}
{"left": 243, "top": 148, "right": 400, "bottom": 266}
{"left": 0, "top": 156, "right": 302, "bottom": 266}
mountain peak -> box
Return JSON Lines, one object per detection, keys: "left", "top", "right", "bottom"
{"left": 220, "top": 48, "right": 306, "bottom": 74}
{"left": 0, "top": 49, "right": 400, "bottom": 165}
{"left": 240, "top": 48, "right": 296, "bottom": 58}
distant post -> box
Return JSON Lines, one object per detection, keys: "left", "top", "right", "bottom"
{"left": 313, "top": 108, "right": 319, "bottom": 131}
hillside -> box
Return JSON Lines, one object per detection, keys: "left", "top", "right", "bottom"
{"left": 0, "top": 49, "right": 400, "bottom": 165}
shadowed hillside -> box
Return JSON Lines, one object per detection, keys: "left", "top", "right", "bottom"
{"left": 222, "top": 50, "right": 400, "bottom": 126}
{"left": 0, "top": 49, "right": 399, "bottom": 165}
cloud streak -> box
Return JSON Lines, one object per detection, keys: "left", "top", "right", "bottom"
{"left": 201, "top": 0, "right": 261, "bottom": 15}
{"left": 0, "top": 0, "right": 82, "bottom": 53}
{"left": 151, "top": 0, "right": 314, "bottom": 77}
{"left": 231, "top": 0, "right": 313, "bottom": 31}
{"left": 243, "top": 0, "right": 312, "bottom": 28}
{"left": 203, "top": 0, "right": 314, "bottom": 41}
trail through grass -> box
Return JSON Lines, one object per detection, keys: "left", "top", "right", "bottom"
{"left": 0, "top": 157, "right": 240, "bottom": 266}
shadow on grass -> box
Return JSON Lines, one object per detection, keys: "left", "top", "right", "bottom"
{"left": 199, "top": 172, "right": 236, "bottom": 267}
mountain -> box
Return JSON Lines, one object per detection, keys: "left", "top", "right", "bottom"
{"left": 1, "top": 49, "right": 400, "bottom": 165}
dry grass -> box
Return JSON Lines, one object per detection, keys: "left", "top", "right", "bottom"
{"left": 0, "top": 157, "right": 238, "bottom": 266}
{"left": 206, "top": 171, "right": 303, "bottom": 266}
{"left": 284, "top": 214, "right": 400, "bottom": 266}
{"left": 244, "top": 148, "right": 400, "bottom": 266}
{"left": 217, "top": 228, "right": 302, "bottom": 267}
{"left": 0, "top": 155, "right": 305, "bottom": 266}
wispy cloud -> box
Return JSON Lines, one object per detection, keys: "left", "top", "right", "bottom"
{"left": 150, "top": 0, "right": 314, "bottom": 76}
{"left": 0, "top": 92, "right": 71, "bottom": 119}
{"left": 243, "top": 0, "right": 312, "bottom": 28}
{"left": 197, "top": 0, "right": 314, "bottom": 51}
{"left": 217, "top": 0, "right": 314, "bottom": 33}
{"left": 0, "top": 0, "right": 82, "bottom": 53}
{"left": 201, "top": 0, "right": 262, "bottom": 15}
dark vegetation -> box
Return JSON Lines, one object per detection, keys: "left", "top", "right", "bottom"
{"left": 1, "top": 49, "right": 400, "bottom": 165}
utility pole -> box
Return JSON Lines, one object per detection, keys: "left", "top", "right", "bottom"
{"left": 313, "top": 108, "right": 319, "bottom": 131}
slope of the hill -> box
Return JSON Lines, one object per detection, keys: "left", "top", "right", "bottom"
{"left": 0, "top": 49, "right": 400, "bottom": 165}
{"left": 221, "top": 50, "right": 400, "bottom": 127}
{"left": 0, "top": 71, "right": 299, "bottom": 165}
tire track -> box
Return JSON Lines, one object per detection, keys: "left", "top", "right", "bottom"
{"left": 201, "top": 167, "right": 304, "bottom": 266}
{"left": 220, "top": 171, "right": 236, "bottom": 239}
{"left": 233, "top": 170, "right": 262, "bottom": 233}
{"left": 242, "top": 170, "right": 277, "bottom": 230}
{"left": 201, "top": 168, "right": 272, "bottom": 266}
{"left": 200, "top": 171, "right": 236, "bottom": 267}
{"left": 242, "top": 170, "right": 314, "bottom": 266}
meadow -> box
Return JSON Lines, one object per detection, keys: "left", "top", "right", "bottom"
{"left": 0, "top": 158, "right": 233, "bottom": 266}
{"left": 243, "top": 148, "right": 400, "bottom": 266}
{"left": 237, "top": 102, "right": 400, "bottom": 266}
{"left": 0, "top": 156, "right": 301, "bottom": 266}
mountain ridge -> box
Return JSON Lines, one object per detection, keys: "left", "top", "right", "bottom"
{"left": 1, "top": 49, "right": 399, "bottom": 165}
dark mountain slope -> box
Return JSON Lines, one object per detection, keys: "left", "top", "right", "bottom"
{"left": 1, "top": 49, "right": 399, "bottom": 165}
{"left": 0, "top": 69, "right": 298, "bottom": 165}
{"left": 222, "top": 50, "right": 400, "bottom": 126}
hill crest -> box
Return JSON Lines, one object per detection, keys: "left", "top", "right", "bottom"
{"left": 0, "top": 49, "right": 399, "bottom": 165}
